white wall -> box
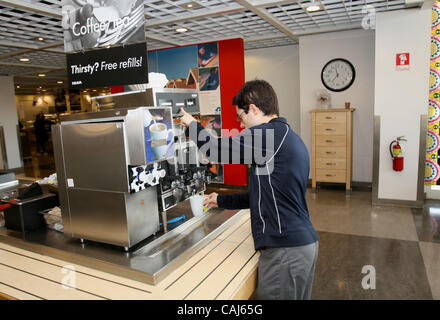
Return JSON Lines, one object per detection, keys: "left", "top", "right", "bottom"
{"left": 299, "top": 29, "right": 376, "bottom": 182}
{"left": 375, "top": 8, "right": 431, "bottom": 201}
{"left": 0, "top": 76, "right": 21, "bottom": 169}
{"left": 245, "top": 45, "right": 301, "bottom": 133}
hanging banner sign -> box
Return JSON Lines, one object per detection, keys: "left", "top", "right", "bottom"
{"left": 66, "top": 42, "right": 148, "bottom": 89}
{"left": 62, "top": 0, "right": 145, "bottom": 53}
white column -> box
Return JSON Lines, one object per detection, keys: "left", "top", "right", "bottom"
{"left": 0, "top": 76, "right": 21, "bottom": 169}
{"left": 374, "top": 8, "right": 431, "bottom": 201}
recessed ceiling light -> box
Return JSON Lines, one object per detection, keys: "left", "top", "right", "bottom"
{"left": 38, "top": 74, "right": 46, "bottom": 77}
{"left": 19, "top": 58, "right": 30, "bottom": 62}
{"left": 37, "top": 37, "right": 44, "bottom": 41}
{"left": 305, "top": 1, "right": 323, "bottom": 12}
{"left": 176, "top": 27, "right": 188, "bottom": 33}
{"left": 16, "top": 85, "right": 20, "bottom": 88}
{"left": 180, "top": 1, "right": 201, "bottom": 9}
{"left": 306, "top": 5, "right": 322, "bottom": 12}
{"left": 57, "top": 81, "right": 63, "bottom": 84}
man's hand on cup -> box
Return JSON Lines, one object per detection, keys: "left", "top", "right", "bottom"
{"left": 203, "top": 192, "right": 218, "bottom": 209}
{"left": 179, "top": 108, "right": 196, "bottom": 127}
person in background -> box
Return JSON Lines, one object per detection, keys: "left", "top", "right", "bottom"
{"left": 33, "top": 113, "right": 53, "bottom": 156}
{"left": 179, "top": 80, "right": 319, "bottom": 300}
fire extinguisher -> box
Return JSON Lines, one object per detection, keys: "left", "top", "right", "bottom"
{"left": 389, "top": 136, "right": 407, "bottom": 171}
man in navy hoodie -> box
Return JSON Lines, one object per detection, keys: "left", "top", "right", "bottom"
{"left": 179, "top": 80, "right": 319, "bottom": 300}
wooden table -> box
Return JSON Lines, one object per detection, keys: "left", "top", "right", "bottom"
{"left": 0, "top": 210, "right": 259, "bottom": 300}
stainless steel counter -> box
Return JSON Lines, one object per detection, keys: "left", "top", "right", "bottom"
{"left": 0, "top": 188, "right": 243, "bottom": 285}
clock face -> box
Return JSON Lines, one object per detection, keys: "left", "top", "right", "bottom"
{"left": 321, "top": 58, "right": 356, "bottom": 92}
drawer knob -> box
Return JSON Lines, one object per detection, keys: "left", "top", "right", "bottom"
{"left": 326, "top": 163, "right": 336, "bottom": 166}
{"left": 326, "top": 151, "right": 336, "bottom": 155}
{"left": 325, "top": 116, "right": 336, "bottom": 119}
{"left": 326, "top": 174, "right": 336, "bottom": 177}
{"left": 325, "top": 128, "right": 336, "bottom": 131}
{"left": 326, "top": 140, "right": 336, "bottom": 143}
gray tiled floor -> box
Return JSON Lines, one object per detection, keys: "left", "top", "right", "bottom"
{"left": 312, "top": 231, "right": 432, "bottom": 300}
{"left": 308, "top": 190, "right": 419, "bottom": 242}
{"left": 308, "top": 189, "right": 439, "bottom": 300}
{"left": 419, "top": 242, "right": 440, "bottom": 300}
{"left": 412, "top": 201, "right": 440, "bottom": 243}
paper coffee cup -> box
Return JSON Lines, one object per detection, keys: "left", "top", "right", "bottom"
{"left": 190, "top": 195, "right": 207, "bottom": 217}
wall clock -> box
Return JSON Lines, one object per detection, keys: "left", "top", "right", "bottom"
{"left": 321, "top": 58, "right": 356, "bottom": 92}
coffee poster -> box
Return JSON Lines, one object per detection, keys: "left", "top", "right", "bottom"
{"left": 62, "top": 0, "right": 145, "bottom": 53}
{"left": 143, "top": 108, "right": 174, "bottom": 163}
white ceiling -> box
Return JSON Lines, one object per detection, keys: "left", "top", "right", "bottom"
{"left": 0, "top": 0, "right": 424, "bottom": 94}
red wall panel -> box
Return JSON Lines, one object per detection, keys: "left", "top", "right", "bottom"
{"left": 111, "top": 85, "right": 124, "bottom": 94}
{"left": 218, "top": 38, "right": 247, "bottom": 186}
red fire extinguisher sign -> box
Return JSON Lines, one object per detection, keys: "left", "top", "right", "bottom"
{"left": 396, "top": 53, "right": 410, "bottom": 71}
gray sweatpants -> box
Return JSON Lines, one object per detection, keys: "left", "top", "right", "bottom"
{"left": 257, "top": 241, "right": 319, "bottom": 300}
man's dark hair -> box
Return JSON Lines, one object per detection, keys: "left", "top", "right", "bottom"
{"left": 232, "top": 79, "right": 279, "bottom": 116}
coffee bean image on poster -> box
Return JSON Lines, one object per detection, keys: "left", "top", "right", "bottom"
{"left": 62, "top": 0, "right": 146, "bottom": 53}
{"left": 66, "top": 42, "right": 148, "bottom": 89}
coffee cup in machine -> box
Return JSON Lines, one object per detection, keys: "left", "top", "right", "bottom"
{"left": 149, "top": 123, "right": 173, "bottom": 141}
{"left": 149, "top": 123, "right": 173, "bottom": 159}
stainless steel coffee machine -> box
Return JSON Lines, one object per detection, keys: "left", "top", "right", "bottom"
{"left": 52, "top": 102, "right": 210, "bottom": 251}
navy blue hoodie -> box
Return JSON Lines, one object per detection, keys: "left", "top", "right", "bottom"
{"left": 190, "top": 117, "right": 319, "bottom": 250}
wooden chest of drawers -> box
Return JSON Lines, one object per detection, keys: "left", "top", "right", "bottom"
{"left": 310, "top": 108, "right": 355, "bottom": 193}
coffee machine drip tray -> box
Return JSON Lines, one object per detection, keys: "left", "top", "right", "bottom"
{"left": 0, "top": 201, "right": 245, "bottom": 286}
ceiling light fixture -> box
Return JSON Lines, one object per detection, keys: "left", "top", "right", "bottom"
{"left": 176, "top": 27, "right": 188, "bottom": 33}
{"left": 19, "top": 58, "right": 30, "bottom": 62}
{"left": 38, "top": 74, "right": 46, "bottom": 77}
{"left": 180, "top": 1, "right": 201, "bottom": 9}
{"left": 37, "top": 37, "right": 44, "bottom": 41}
{"left": 305, "top": 1, "right": 322, "bottom": 12}
{"left": 57, "top": 81, "right": 63, "bottom": 84}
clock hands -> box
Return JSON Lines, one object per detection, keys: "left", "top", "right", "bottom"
{"left": 331, "top": 68, "right": 339, "bottom": 82}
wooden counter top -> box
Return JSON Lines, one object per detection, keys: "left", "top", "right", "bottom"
{"left": 0, "top": 210, "right": 258, "bottom": 300}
